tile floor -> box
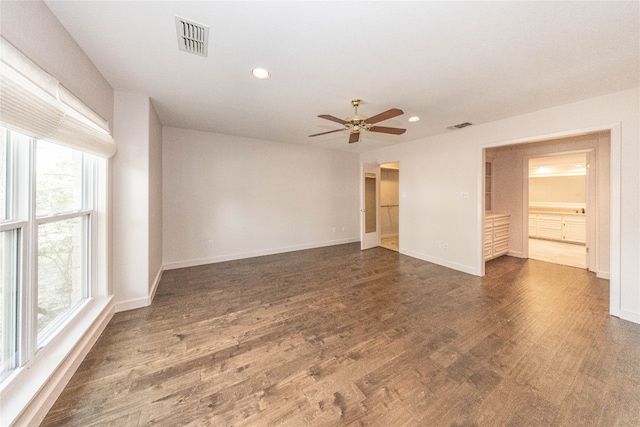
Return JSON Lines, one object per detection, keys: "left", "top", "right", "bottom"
{"left": 528, "top": 238, "right": 587, "bottom": 269}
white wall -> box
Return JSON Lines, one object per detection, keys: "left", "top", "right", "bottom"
{"left": 362, "top": 133, "right": 481, "bottom": 274}
{"left": 163, "top": 127, "right": 360, "bottom": 269}
{"left": 148, "top": 101, "right": 163, "bottom": 297}
{"left": 113, "top": 92, "right": 161, "bottom": 311}
{"left": 360, "top": 88, "right": 639, "bottom": 324}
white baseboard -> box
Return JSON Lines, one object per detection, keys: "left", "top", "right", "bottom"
{"left": 114, "top": 268, "right": 164, "bottom": 313}
{"left": 149, "top": 267, "right": 163, "bottom": 304}
{"left": 507, "top": 250, "right": 526, "bottom": 258}
{"left": 114, "top": 295, "right": 151, "bottom": 312}
{"left": 163, "top": 238, "right": 360, "bottom": 271}
{"left": 619, "top": 309, "right": 640, "bottom": 324}
{"left": 1, "top": 297, "right": 114, "bottom": 427}
{"left": 401, "top": 249, "right": 480, "bottom": 276}
{"left": 596, "top": 271, "right": 610, "bottom": 280}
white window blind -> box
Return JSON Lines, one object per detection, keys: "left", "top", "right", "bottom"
{"left": 0, "top": 37, "right": 116, "bottom": 158}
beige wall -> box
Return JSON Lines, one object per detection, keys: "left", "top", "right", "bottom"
{"left": 529, "top": 176, "right": 586, "bottom": 204}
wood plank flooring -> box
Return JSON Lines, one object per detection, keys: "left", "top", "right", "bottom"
{"left": 42, "top": 243, "right": 640, "bottom": 426}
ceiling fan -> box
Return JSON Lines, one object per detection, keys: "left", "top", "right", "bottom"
{"left": 309, "top": 99, "right": 406, "bottom": 144}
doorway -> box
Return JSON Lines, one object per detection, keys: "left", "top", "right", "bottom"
{"left": 483, "top": 131, "right": 608, "bottom": 278}
{"left": 528, "top": 153, "right": 588, "bottom": 269}
{"left": 380, "top": 162, "right": 399, "bottom": 251}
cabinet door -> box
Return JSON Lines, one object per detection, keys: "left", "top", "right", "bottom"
{"left": 537, "top": 214, "right": 563, "bottom": 240}
{"left": 563, "top": 216, "right": 586, "bottom": 243}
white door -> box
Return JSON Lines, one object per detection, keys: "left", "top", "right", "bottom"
{"left": 361, "top": 163, "right": 380, "bottom": 250}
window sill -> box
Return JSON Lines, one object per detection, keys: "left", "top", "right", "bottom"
{"left": 0, "top": 295, "right": 114, "bottom": 426}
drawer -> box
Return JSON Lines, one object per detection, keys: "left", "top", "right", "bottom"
{"left": 493, "top": 239, "right": 509, "bottom": 255}
{"left": 537, "top": 215, "right": 562, "bottom": 230}
{"left": 493, "top": 217, "right": 510, "bottom": 228}
{"left": 494, "top": 224, "right": 510, "bottom": 240}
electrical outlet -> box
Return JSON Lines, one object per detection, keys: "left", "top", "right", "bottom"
{"left": 443, "top": 242, "right": 448, "bottom": 249}
{"left": 332, "top": 227, "right": 337, "bottom": 233}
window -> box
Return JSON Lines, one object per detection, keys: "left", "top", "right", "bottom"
{"left": 0, "top": 128, "right": 96, "bottom": 380}
{"left": 0, "top": 36, "right": 115, "bottom": 423}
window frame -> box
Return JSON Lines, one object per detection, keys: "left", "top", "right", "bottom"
{"left": 0, "top": 128, "right": 100, "bottom": 381}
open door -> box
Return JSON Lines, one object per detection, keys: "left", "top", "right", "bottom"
{"left": 361, "top": 163, "right": 380, "bottom": 250}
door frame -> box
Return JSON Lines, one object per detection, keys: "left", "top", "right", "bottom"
{"left": 360, "top": 162, "right": 380, "bottom": 250}
{"left": 523, "top": 149, "right": 594, "bottom": 270}
{"left": 478, "top": 123, "right": 621, "bottom": 319}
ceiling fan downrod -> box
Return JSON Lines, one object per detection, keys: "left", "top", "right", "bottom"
{"left": 349, "top": 99, "right": 366, "bottom": 133}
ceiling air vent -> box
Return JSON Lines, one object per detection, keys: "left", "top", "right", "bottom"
{"left": 447, "top": 122, "right": 473, "bottom": 130}
{"left": 175, "top": 16, "right": 209, "bottom": 57}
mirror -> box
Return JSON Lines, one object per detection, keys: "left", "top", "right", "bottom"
{"left": 365, "top": 173, "right": 376, "bottom": 233}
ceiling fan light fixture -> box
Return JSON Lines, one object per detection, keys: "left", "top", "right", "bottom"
{"left": 310, "top": 99, "right": 406, "bottom": 144}
{"left": 408, "top": 116, "right": 420, "bottom": 122}
{"left": 251, "top": 68, "right": 271, "bottom": 79}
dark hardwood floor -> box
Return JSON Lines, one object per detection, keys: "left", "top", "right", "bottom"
{"left": 42, "top": 243, "right": 640, "bottom": 426}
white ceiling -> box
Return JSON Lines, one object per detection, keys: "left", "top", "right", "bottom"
{"left": 44, "top": 1, "right": 639, "bottom": 153}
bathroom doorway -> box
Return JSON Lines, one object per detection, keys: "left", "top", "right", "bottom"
{"left": 528, "top": 153, "right": 588, "bottom": 269}
{"left": 380, "top": 162, "right": 399, "bottom": 252}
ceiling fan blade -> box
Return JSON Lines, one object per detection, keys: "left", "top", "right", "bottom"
{"left": 318, "top": 114, "right": 348, "bottom": 125}
{"left": 365, "top": 108, "right": 404, "bottom": 124}
{"left": 368, "top": 126, "right": 407, "bottom": 135}
{"left": 349, "top": 132, "right": 360, "bottom": 144}
{"left": 309, "top": 129, "right": 346, "bottom": 137}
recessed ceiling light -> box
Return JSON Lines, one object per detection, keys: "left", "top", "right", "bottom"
{"left": 251, "top": 68, "right": 270, "bottom": 79}
{"left": 408, "top": 116, "right": 420, "bottom": 122}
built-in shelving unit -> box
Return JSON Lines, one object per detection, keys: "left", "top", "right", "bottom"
{"left": 484, "top": 213, "right": 510, "bottom": 260}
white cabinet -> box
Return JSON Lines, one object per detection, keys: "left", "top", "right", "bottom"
{"left": 529, "top": 212, "right": 586, "bottom": 243}
{"left": 485, "top": 214, "right": 510, "bottom": 261}
{"left": 563, "top": 216, "right": 587, "bottom": 243}
{"left": 537, "top": 214, "right": 563, "bottom": 240}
